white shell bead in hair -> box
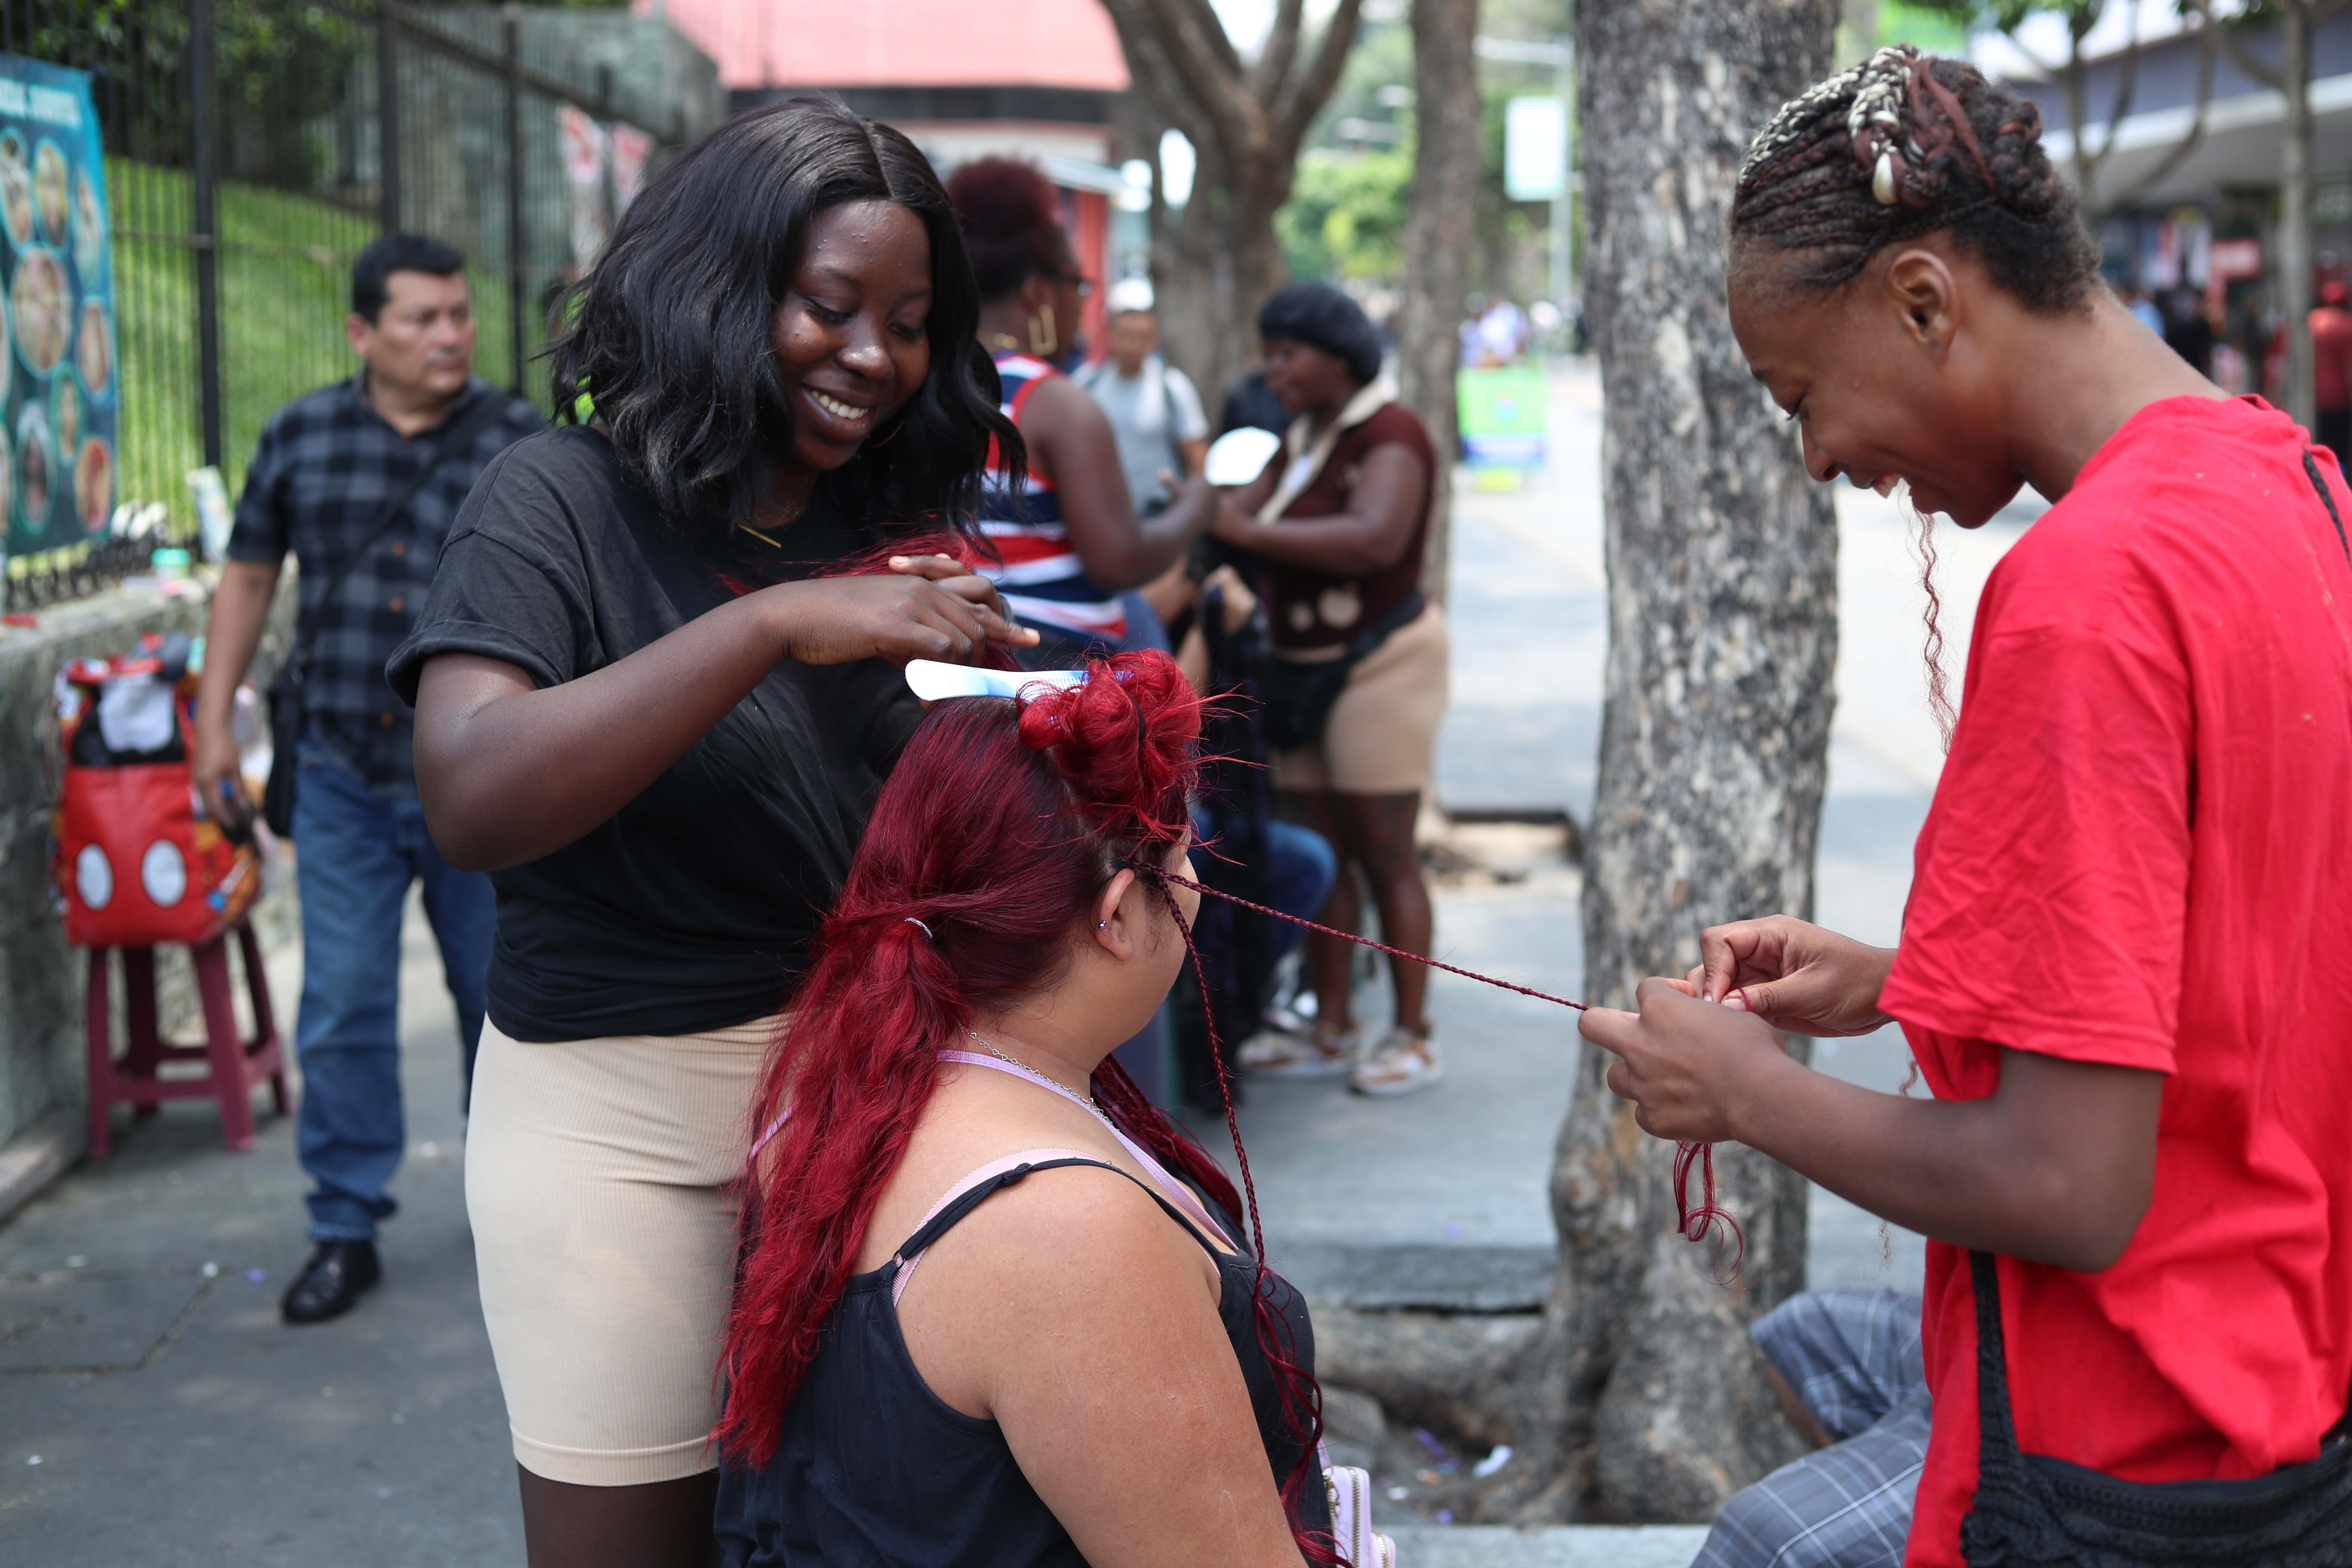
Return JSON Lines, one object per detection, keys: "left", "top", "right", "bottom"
{"left": 1740, "top": 43, "right": 1922, "bottom": 189}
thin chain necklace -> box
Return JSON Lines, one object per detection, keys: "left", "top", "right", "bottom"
{"left": 965, "top": 1030, "right": 1106, "bottom": 1117}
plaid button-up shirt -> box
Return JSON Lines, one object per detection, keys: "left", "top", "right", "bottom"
{"left": 229, "top": 373, "right": 542, "bottom": 793}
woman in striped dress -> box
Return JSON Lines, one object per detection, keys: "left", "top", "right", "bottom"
{"left": 947, "top": 158, "right": 1218, "bottom": 667}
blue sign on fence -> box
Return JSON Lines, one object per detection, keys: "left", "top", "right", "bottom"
{"left": 0, "top": 53, "right": 112, "bottom": 557}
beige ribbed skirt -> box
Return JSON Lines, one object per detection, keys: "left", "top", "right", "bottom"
{"left": 465, "top": 1013, "right": 778, "bottom": 1486}
{"left": 1269, "top": 603, "right": 1451, "bottom": 794}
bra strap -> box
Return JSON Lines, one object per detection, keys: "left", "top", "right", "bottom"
{"left": 892, "top": 1156, "right": 1226, "bottom": 1293}
{"left": 940, "top": 1049, "right": 1228, "bottom": 1240}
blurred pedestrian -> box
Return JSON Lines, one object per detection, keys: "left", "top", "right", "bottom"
{"left": 2122, "top": 281, "right": 2165, "bottom": 337}
{"left": 2163, "top": 285, "right": 2214, "bottom": 377}
{"left": 948, "top": 158, "right": 1216, "bottom": 666}
{"left": 1458, "top": 291, "right": 1486, "bottom": 367}
{"left": 1476, "top": 295, "right": 1531, "bottom": 364}
{"left": 1072, "top": 280, "right": 1211, "bottom": 517}
{"left": 1217, "top": 368, "right": 1290, "bottom": 438}
{"left": 1212, "top": 281, "right": 1449, "bottom": 1096}
{"left": 1601, "top": 45, "right": 2352, "bottom": 1568}
{"left": 2311, "top": 279, "right": 2352, "bottom": 465}
{"left": 191, "top": 231, "right": 541, "bottom": 1328}
{"left": 391, "top": 98, "right": 1032, "bottom": 1567}
{"left": 1158, "top": 564, "right": 1341, "bottom": 1108}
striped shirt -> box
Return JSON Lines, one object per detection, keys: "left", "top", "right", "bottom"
{"left": 976, "top": 351, "right": 1127, "bottom": 644}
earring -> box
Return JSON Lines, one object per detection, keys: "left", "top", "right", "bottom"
{"left": 1028, "top": 303, "right": 1058, "bottom": 360}
{"left": 1098, "top": 920, "right": 1107, "bottom": 929}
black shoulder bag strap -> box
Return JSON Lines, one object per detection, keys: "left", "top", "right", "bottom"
{"left": 260, "top": 392, "right": 515, "bottom": 835}
{"left": 2300, "top": 450, "right": 2352, "bottom": 567}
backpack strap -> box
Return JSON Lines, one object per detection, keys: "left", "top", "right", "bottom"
{"left": 2300, "top": 450, "right": 2352, "bottom": 566}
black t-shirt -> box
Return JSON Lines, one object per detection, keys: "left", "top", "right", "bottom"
{"left": 386, "top": 427, "right": 924, "bottom": 1041}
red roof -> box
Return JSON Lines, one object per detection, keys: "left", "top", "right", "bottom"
{"left": 650, "top": 0, "right": 1130, "bottom": 95}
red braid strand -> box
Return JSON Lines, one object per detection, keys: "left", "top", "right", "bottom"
{"left": 1144, "top": 866, "right": 1735, "bottom": 1277}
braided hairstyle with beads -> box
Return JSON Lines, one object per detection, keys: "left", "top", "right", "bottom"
{"left": 1732, "top": 46, "right": 2099, "bottom": 311}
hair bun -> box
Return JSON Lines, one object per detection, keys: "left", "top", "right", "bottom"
{"left": 1014, "top": 652, "right": 1203, "bottom": 845}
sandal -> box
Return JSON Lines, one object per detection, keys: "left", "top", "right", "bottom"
{"left": 1240, "top": 1024, "right": 1360, "bottom": 1079}
{"left": 1350, "top": 1028, "right": 1443, "bottom": 1097}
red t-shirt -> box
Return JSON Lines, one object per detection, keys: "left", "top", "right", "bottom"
{"left": 1876, "top": 396, "right": 2352, "bottom": 1568}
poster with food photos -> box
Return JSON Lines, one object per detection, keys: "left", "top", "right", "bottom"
{"left": 0, "top": 54, "right": 113, "bottom": 555}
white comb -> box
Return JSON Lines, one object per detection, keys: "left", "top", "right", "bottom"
{"left": 903, "top": 660, "right": 1087, "bottom": 701}
{"left": 1203, "top": 426, "right": 1282, "bottom": 487}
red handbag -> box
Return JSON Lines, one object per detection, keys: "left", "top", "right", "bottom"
{"left": 52, "top": 634, "right": 260, "bottom": 949}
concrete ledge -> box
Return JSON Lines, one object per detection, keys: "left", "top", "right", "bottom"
{"left": 1386, "top": 1525, "right": 1708, "bottom": 1567}
{"left": 0, "top": 1107, "right": 85, "bottom": 1227}
{"left": 1275, "top": 1240, "right": 1556, "bottom": 1312}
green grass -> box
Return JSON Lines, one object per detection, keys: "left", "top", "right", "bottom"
{"left": 11, "top": 156, "right": 529, "bottom": 572}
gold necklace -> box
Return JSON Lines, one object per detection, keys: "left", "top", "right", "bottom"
{"left": 966, "top": 1031, "right": 1104, "bottom": 1114}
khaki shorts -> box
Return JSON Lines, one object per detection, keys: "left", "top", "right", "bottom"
{"left": 466, "top": 1013, "right": 778, "bottom": 1486}
{"left": 1269, "top": 603, "right": 1450, "bottom": 795}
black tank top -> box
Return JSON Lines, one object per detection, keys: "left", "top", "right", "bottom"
{"left": 715, "top": 1156, "right": 1331, "bottom": 1566}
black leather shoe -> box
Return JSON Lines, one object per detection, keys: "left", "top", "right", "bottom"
{"left": 280, "top": 1240, "right": 380, "bottom": 1325}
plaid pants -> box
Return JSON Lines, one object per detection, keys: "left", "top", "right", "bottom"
{"left": 1694, "top": 1289, "right": 1930, "bottom": 1568}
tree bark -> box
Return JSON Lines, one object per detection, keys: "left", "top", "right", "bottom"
{"left": 2208, "top": 2, "right": 2352, "bottom": 427}
{"left": 1473, "top": 0, "right": 1842, "bottom": 1525}
{"left": 1400, "top": 0, "right": 1480, "bottom": 606}
{"left": 2282, "top": 1, "right": 2315, "bottom": 428}
{"left": 1152, "top": 146, "right": 1291, "bottom": 414}
{"left": 1099, "top": 0, "right": 1367, "bottom": 405}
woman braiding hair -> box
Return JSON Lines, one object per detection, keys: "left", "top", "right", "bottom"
{"left": 714, "top": 650, "right": 1341, "bottom": 1566}
{"left": 1587, "top": 45, "right": 2352, "bottom": 1568}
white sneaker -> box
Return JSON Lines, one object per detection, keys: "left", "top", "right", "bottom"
{"left": 1350, "top": 1029, "right": 1442, "bottom": 1097}
{"left": 1240, "top": 1025, "right": 1360, "bottom": 1078}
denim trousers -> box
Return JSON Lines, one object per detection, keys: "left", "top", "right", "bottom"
{"left": 1260, "top": 818, "right": 1338, "bottom": 960}
{"left": 292, "top": 742, "right": 495, "bottom": 1242}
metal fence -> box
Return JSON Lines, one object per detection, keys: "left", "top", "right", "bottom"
{"left": 2, "top": 0, "right": 717, "bottom": 611}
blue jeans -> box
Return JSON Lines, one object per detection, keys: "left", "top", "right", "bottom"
{"left": 292, "top": 743, "right": 495, "bottom": 1242}
{"left": 1260, "top": 818, "right": 1337, "bottom": 962}
{"left": 1186, "top": 809, "right": 1335, "bottom": 963}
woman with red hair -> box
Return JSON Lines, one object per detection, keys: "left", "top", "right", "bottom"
{"left": 714, "top": 652, "right": 1335, "bottom": 1565}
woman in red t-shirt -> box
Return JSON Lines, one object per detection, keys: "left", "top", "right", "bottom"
{"left": 1583, "top": 47, "right": 2352, "bottom": 1568}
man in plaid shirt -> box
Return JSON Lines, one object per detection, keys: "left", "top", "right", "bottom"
{"left": 192, "top": 233, "right": 541, "bottom": 1326}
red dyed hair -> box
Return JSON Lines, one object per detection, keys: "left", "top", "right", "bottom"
{"left": 717, "top": 651, "right": 1332, "bottom": 1556}
{"left": 946, "top": 155, "right": 1066, "bottom": 301}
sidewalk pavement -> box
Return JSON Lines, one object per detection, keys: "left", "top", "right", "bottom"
{"left": 1, "top": 359, "right": 2027, "bottom": 1562}
{"left": 0, "top": 904, "right": 518, "bottom": 1565}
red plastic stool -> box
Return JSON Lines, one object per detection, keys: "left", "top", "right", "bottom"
{"left": 84, "top": 916, "right": 288, "bottom": 1155}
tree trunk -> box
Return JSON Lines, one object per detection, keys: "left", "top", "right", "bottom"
{"left": 1099, "top": 0, "right": 1366, "bottom": 416}
{"left": 1476, "top": 0, "right": 1843, "bottom": 1525}
{"left": 1154, "top": 146, "right": 1289, "bottom": 417}
{"left": 2283, "top": 2, "right": 2315, "bottom": 429}
{"left": 1400, "top": 0, "right": 1480, "bottom": 606}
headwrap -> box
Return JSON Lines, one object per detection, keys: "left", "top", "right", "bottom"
{"left": 1256, "top": 281, "right": 1384, "bottom": 386}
